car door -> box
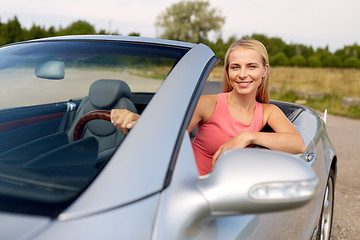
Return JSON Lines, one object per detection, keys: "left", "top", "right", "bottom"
{"left": 211, "top": 109, "right": 325, "bottom": 240}
{"left": 153, "top": 80, "right": 320, "bottom": 239}
{"left": 208, "top": 110, "right": 324, "bottom": 240}
{"left": 0, "top": 101, "right": 75, "bottom": 153}
{"left": 153, "top": 126, "right": 319, "bottom": 240}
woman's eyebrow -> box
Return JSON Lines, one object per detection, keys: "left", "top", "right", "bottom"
{"left": 229, "top": 61, "right": 260, "bottom": 66}
{"left": 247, "top": 62, "right": 260, "bottom": 65}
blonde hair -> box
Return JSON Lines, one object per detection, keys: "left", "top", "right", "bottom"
{"left": 222, "top": 39, "right": 270, "bottom": 103}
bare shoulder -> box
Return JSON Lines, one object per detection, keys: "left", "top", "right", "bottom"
{"left": 187, "top": 94, "right": 218, "bottom": 131}
{"left": 198, "top": 94, "right": 218, "bottom": 105}
{"left": 197, "top": 94, "right": 218, "bottom": 123}
{"left": 262, "top": 103, "right": 283, "bottom": 116}
{"left": 262, "top": 103, "right": 296, "bottom": 131}
{"left": 262, "top": 103, "right": 286, "bottom": 124}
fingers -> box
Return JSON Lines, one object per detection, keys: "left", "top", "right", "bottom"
{"left": 211, "top": 133, "right": 251, "bottom": 168}
{"left": 111, "top": 109, "right": 139, "bottom": 134}
{"left": 111, "top": 109, "right": 127, "bottom": 134}
{"left": 211, "top": 139, "right": 241, "bottom": 169}
{"left": 212, "top": 151, "right": 219, "bottom": 168}
{"left": 212, "top": 145, "right": 225, "bottom": 169}
{"left": 211, "top": 157, "right": 217, "bottom": 169}
{"left": 126, "top": 120, "right": 137, "bottom": 129}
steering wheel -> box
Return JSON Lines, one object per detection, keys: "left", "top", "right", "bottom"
{"left": 73, "top": 110, "right": 111, "bottom": 141}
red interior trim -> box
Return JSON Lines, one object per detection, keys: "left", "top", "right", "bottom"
{"left": 0, "top": 112, "right": 64, "bottom": 134}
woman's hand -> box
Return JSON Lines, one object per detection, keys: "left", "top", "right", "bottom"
{"left": 110, "top": 109, "right": 140, "bottom": 134}
{"left": 211, "top": 132, "right": 254, "bottom": 168}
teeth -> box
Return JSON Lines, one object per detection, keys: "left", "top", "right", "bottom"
{"left": 237, "top": 82, "right": 252, "bottom": 85}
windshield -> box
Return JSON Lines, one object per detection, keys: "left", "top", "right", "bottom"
{"left": 0, "top": 40, "right": 187, "bottom": 109}
{"left": 0, "top": 39, "right": 189, "bottom": 217}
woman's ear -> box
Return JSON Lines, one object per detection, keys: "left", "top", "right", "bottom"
{"left": 263, "top": 64, "right": 269, "bottom": 77}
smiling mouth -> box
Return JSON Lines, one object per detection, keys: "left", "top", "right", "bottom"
{"left": 236, "top": 81, "right": 253, "bottom": 86}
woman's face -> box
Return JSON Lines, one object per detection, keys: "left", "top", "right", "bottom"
{"left": 227, "top": 46, "right": 268, "bottom": 96}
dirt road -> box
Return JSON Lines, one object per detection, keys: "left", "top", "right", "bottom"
{"left": 325, "top": 115, "right": 360, "bottom": 239}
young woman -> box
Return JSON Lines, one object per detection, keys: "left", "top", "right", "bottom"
{"left": 188, "top": 39, "right": 305, "bottom": 175}
{"left": 111, "top": 39, "right": 305, "bottom": 176}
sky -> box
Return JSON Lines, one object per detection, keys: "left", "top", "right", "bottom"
{"left": 1, "top": 0, "right": 359, "bottom": 52}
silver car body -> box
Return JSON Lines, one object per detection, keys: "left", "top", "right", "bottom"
{"left": 0, "top": 35, "right": 336, "bottom": 239}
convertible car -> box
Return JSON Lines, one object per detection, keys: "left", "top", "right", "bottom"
{"left": 0, "top": 35, "right": 336, "bottom": 240}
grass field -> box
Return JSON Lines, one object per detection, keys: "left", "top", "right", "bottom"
{"left": 209, "top": 66, "right": 360, "bottom": 119}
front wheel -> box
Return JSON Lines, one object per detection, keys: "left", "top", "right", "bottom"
{"left": 316, "top": 169, "right": 335, "bottom": 240}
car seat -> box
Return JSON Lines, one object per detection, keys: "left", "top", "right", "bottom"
{"left": 67, "top": 79, "right": 137, "bottom": 161}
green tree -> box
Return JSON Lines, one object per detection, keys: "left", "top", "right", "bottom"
{"left": 307, "top": 56, "right": 322, "bottom": 67}
{"left": 270, "top": 52, "right": 290, "bottom": 66}
{"left": 208, "top": 35, "right": 236, "bottom": 64}
{"left": 299, "top": 45, "right": 315, "bottom": 59}
{"left": 335, "top": 44, "right": 359, "bottom": 61}
{"left": 155, "top": 0, "right": 225, "bottom": 43}
{"left": 48, "top": 26, "right": 56, "bottom": 37}
{"left": 290, "top": 55, "right": 307, "bottom": 67}
{"left": 343, "top": 57, "right": 360, "bottom": 68}
{"left": 59, "top": 20, "right": 96, "bottom": 35}
{"left": 283, "top": 45, "right": 296, "bottom": 58}
{"left": 323, "top": 55, "right": 342, "bottom": 68}
{"left": 248, "top": 34, "right": 287, "bottom": 56}
{"left": 98, "top": 29, "right": 106, "bottom": 35}
{"left": 128, "top": 32, "right": 140, "bottom": 37}
{"left": 25, "top": 24, "right": 49, "bottom": 40}
{"left": 0, "top": 16, "right": 23, "bottom": 45}
{"left": 315, "top": 47, "right": 332, "bottom": 62}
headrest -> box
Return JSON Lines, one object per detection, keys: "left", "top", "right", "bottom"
{"left": 89, "top": 79, "right": 132, "bottom": 108}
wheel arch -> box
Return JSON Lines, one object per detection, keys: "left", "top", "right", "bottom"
{"left": 330, "top": 155, "right": 337, "bottom": 183}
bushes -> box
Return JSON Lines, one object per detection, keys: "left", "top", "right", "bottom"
{"left": 307, "top": 56, "right": 322, "bottom": 67}
{"left": 322, "top": 55, "right": 343, "bottom": 68}
{"left": 269, "top": 52, "right": 359, "bottom": 68}
{"left": 271, "top": 52, "right": 290, "bottom": 66}
{"left": 0, "top": 17, "right": 115, "bottom": 46}
{"left": 290, "top": 55, "right": 307, "bottom": 67}
{"left": 248, "top": 34, "right": 360, "bottom": 69}
{"left": 344, "top": 57, "right": 360, "bottom": 68}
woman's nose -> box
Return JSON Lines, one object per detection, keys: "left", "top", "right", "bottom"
{"left": 239, "top": 68, "right": 248, "bottom": 79}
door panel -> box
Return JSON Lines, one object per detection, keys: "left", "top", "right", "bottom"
{"left": 0, "top": 102, "right": 68, "bottom": 152}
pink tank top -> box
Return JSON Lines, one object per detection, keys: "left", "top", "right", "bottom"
{"left": 192, "top": 93, "right": 263, "bottom": 175}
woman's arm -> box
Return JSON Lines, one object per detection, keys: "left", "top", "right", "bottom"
{"left": 252, "top": 104, "right": 306, "bottom": 153}
{"left": 187, "top": 95, "right": 217, "bottom": 132}
{"left": 212, "top": 104, "right": 305, "bottom": 166}
{"left": 111, "top": 95, "right": 216, "bottom": 135}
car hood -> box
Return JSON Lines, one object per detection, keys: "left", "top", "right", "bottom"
{"left": 0, "top": 213, "right": 51, "bottom": 240}
{"left": 0, "top": 192, "right": 160, "bottom": 239}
